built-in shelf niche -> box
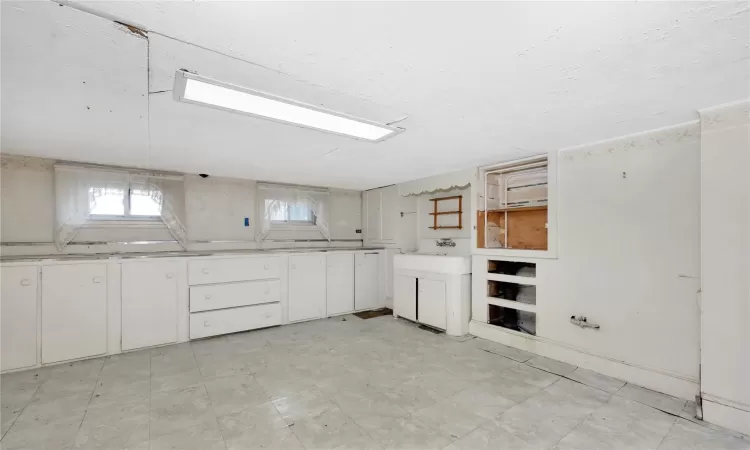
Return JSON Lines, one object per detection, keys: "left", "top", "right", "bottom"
{"left": 488, "top": 304, "right": 536, "bottom": 336}
{"left": 478, "top": 156, "right": 548, "bottom": 249}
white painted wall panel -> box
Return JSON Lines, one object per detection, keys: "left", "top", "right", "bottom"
{"left": 542, "top": 122, "right": 702, "bottom": 383}
{"left": 699, "top": 101, "right": 750, "bottom": 435}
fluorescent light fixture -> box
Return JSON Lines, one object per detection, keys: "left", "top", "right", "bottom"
{"left": 173, "top": 70, "right": 403, "bottom": 142}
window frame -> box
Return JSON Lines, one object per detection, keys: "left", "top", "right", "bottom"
{"left": 265, "top": 199, "right": 317, "bottom": 228}
{"left": 88, "top": 186, "right": 162, "bottom": 222}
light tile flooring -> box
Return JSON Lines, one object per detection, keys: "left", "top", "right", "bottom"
{"left": 1, "top": 315, "right": 748, "bottom": 450}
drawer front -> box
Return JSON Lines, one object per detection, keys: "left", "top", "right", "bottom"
{"left": 189, "top": 257, "right": 280, "bottom": 285}
{"left": 190, "top": 303, "right": 281, "bottom": 339}
{"left": 190, "top": 280, "right": 280, "bottom": 313}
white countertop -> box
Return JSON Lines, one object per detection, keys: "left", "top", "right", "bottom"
{"left": 0, "top": 247, "right": 385, "bottom": 263}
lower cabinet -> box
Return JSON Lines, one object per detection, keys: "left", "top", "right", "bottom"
{"left": 418, "top": 279, "right": 447, "bottom": 330}
{"left": 1, "top": 266, "right": 38, "bottom": 371}
{"left": 394, "top": 276, "right": 447, "bottom": 330}
{"left": 190, "top": 303, "right": 280, "bottom": 339}
{"left": 354, "top": 252, "right": 379, "bottom": 311}
{"left": 394, "top": 275, "right": 417, "bottom": 322}
{"left": 122, "top": 260, "right": 179, "bottom": 351}
{"left": 42, "top": 264, "right": 107, "bottom": 364}
{"left": 289, "top": 253, "right": 326, "bottom": 322}
{"left": 326, "top": 253, "right": 354, "bottom": 316}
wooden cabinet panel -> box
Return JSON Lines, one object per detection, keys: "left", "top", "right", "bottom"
{"left": 122, "top": 260, "right": 178, "bottom": 351}
{"left": 1, "top": 266, "right": 38, "bottom": 371}
{"left": 42, "top": 264, "right": 107, "bottom": 364}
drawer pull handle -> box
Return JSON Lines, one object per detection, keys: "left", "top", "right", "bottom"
{"left": 204, "top": 321, "right": 210, "bottom": 327}
{"left": 93, "top": 277, "right": 103, "bottom": 284}
{"left": 166, "top": 273, "right": 174, "bottom": 279}
{"left": 20, "top": 279, "right": 31, "bottom": 286}
{"left": 205, "top": 294, "right": 212, "bottom": 300}
{"left": 202, "top": 268, "right": 210, "bottom": 274}
{"left": 265, "top": 313, "right": 272, "bottom": 318}
{"left": 264, "top": 264, "right": 269, "bottom": 270}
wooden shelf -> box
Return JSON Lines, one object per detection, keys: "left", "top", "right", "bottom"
{"left": 487, "top": 205, "right": 548, "bottom": 213}
{"left": 429, "top": 195, "right": 463, "bottom": 230}
{"left": 429, "top": 195, "right": 462, "bottom": 201}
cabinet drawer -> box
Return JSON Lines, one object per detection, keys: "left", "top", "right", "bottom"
{"left": 190, "top": 280, "right": 280, "bottom": 313}
{"left": 190, "top": 303, "right": 281, "bottom": 339}
{"left": 188, "top": 257, "right": 280, "bottom": 285}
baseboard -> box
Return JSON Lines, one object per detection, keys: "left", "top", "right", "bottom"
{"left": 470, "top": 320, "right": 699, "bottom": 401}
{"left": 702, "top": 398, "right": 750, "bottom": 436}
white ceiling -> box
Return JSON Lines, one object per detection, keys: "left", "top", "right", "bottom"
{"left": 2, "top": 1, "right": 748, "bottom": 190}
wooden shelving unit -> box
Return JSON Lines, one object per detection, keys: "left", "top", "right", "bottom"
{"left": 429, "top": 195, "right": 462, "bottom": 230}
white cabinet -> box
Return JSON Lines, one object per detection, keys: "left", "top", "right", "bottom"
{"left": 190, "top": 280, "right": 280, "bottom": 313}
{"left": 121, "top": 260, "right": 178, "bottom": 351}
{"left": 366, "top": 189, "right": 382, "bottom": 242}
{"left": 289, "top": 253, "right": 326, "bottom": 322}
{"left": 326, "top": 253, "right": 354, "bottom": 316}
{"left": 418, "top": 279, "right": 447, "bottom": 330}
{"left": 381, "top": 186, "right": 398, "bottom": 241}
{"left": 1, "top": 266, "right": 38, "bottom": 371}
{"left": 394, "top": 275, "right": 417, "bottom": 322}
{"left": 42, "top": 264, "right": 107, "bottom": 364}
{"left": 355, "top": 252, "right": 380, "bottom": 311}
{"left": 190, "top": 303, "right": 280, "bottom": 340}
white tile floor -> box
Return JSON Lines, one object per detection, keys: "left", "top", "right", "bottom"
{"left": 1, "top": 314, "right": 748, "bottom": 450}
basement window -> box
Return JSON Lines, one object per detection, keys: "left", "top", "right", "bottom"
{"left": 265, "top": 199, "right": 316, "bottom": 226}
{"left": 89, "top": 185, "right": 162, "bottom": 220}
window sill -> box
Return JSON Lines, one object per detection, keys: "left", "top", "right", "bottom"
{"left": 269, "top": 223, "right": 318, "bottom": 232}
{"left": 84, "top": 219, "right": 164, "bottom": 229}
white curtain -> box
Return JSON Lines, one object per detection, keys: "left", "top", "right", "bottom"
{"left": 256, "top": 183, "right": 331, "bottom": 243}
{"left": 54, "top": 166, "right": 129, "bottom": 250}
{"left": 54, "top": 165, "right": 188, "bottom": 250}
{"left": 130, "top": 174, "right": 188, "bottom": 248}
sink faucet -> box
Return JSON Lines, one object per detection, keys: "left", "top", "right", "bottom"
{"left": 436, "top": 238, "right": 456, "bottom": 248}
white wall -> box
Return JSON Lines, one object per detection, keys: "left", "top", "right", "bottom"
{"left": 542, "top": 120, "right": 702, "bottom": 384}
{"left": 471, "top": 121, "right": 703, "bottom": 401}
{"left": 0, "top": 155, "right": 362, "bottom": 253}
{"left": 416, "top": 187, "right": 471, "bottom": 255}
{"left": 698, "top": 100, "right": 750, "bottom": 435}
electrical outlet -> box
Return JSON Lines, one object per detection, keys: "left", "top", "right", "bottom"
{"left": 355, "top": 229, "right": 362, "bottom": 234}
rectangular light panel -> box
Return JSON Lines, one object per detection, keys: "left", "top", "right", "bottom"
{"left": 173, "top": 71, "right": 401, "bottom": 142}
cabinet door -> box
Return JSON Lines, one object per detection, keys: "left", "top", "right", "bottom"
{"left": 355, "top": 252, "right": 379, "bottom": 311}
{"left": 418, "top": 278, "right": 446, "bottom": 330}
{"left": 122, "top": 260, "right": 178, "bottom": 351}
{"left": 326, "top": 253, "right": 354, "bottom": 316}
{"left": 394, "top": 275, "right": 417, "bottom": 322}
{"left": 289, "top": 254, "right": 326, "bottom": 322}
{"left": 1, "top": 266, "right": 38, "bottom": 371}
{"left": 366, "top": 190, "right": 381, "bottom": 242}
{"left": 380, "top": 185, "right": 398, "bottom": 241}
{"left": 42, "top": 264, "right": 107, "bottom": 364}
